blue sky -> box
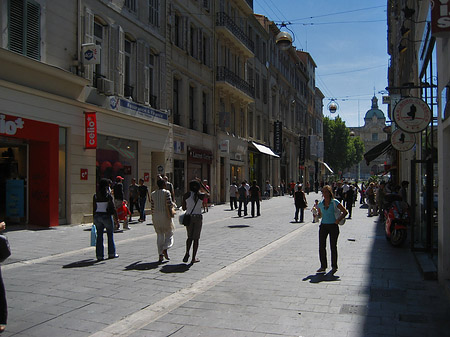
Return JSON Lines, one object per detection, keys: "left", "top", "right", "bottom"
{"left": 253, "top": 0, "right": 389, "bottom": 127}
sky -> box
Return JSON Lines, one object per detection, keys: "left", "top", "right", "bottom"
{"left": 253, "top": 0, "right": 389, "bottom": 127}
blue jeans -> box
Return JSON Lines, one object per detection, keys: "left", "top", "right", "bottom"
{"left": 295, "top": 207, "right": 304, "bottom": 222}
{"left": 94, "top": 213, "right": 116, "bottom": 259}
{"left": 139, "top": 197, "right": 147, "bottom": 221}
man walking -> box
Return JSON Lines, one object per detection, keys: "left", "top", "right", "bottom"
{"left": 249, "top": 180, "right": 261, "bottom": 217}
{"left": 237, "top": 182, "right": 248, "bottom": 217}
{"left": 128, "top": 178, "right": 140, "bottom": 222}
{"left": 229, "top": 181, "right": 238, "bottom": 210}
{"left": 138, "top": 178, "right": 150, "bottom": 222}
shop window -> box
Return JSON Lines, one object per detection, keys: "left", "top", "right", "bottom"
{"left": 96, "top": 135, "right": 138, "bottom": 197}
{"left": 8, "top": 0, "right": 41, "bottom": 60}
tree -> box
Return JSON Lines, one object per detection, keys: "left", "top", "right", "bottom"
{"left": 323, "top": 116, "right": 365, "bottom": 175}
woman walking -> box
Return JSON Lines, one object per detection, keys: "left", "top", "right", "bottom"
{"left": 182, "top": 179, "right": 209, "bottom": 264}
{"left": 316, "top": 185, "right": 347, "bottom": 274}
{"left": 294, "top": 183, "right": 307, "bottom": 222}
{"left": 93, "top": 178, "right": 119, "bottom": 261}
{"left": 150, "top": 179, "right": 175, "bottom": 263}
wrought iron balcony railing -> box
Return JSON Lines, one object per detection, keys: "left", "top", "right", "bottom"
{"left": 216, "top": 12, "right": 254, "bottom": 53}
{"left": 216, "top": 66, "right": 255, "bottom": 98}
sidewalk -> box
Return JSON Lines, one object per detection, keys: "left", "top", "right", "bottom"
{"left": 1, "top": 193, "right": 449, "bottom": 336}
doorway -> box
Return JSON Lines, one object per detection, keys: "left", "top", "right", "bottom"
{"left": 0, "top": 138, "right": 28, "bottom": 224}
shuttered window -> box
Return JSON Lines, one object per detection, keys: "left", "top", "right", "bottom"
{"left": 8, "top": 0, "right": 41, "bottom": 60}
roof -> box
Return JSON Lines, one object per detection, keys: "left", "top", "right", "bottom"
{"left": 364, "top": 96, "right": 385, "bottom": 120}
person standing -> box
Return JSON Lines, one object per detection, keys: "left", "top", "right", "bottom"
{"left": 202, "top": 179, "right": 210, "bottom": 213}
{"left": 128, "top": 178, "right": 140, "bottom": 222}
{"left": 316, "top": 185, "right": 348, "bottom": 274}
{"left": 162, "top": 175, "right": 175, "bottom": 203}
{"left": 182, "top": 179, "right": 209, "bottom": 264}
{"left": 305, "top": 181, "right": 310, "bottom": 195}
{"left": 345, "top": 184, "right": 355, "bottom": 219}
{"left": 294, "top": 183, "right": 307, "bottom": 222}
{"left": 237, "top": 181, "right": 248, "bottom": 217}
{"left": 138, "top": 178, "right": 150, "bottom": 222}
{"left": 0, "top": 221, "right": 8, "bottom": 333}
{"left": 229, "top": 181, "right": 238, "bottom": 210}
{"left": 150, "top": 179, "right": 175, "bottom": 263}
{"left": 249, "top": 180, "right": 261, "bottom": 217}
{"left": 366, "top": 182, "right": 376, "bottom": 217}
{"left": 93, "top": 178, "right": 119, "bottom": 261}
{"left": 113, "top": 176, "right": 129, "bottom": 230}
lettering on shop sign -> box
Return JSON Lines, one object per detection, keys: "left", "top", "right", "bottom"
{"left": 431, "top": 0, "right": 450, "bottom": 35}
{"left": 188, "top": 147, "right": 213, "bottom": 162}
{"left": 0, "top": 114, "right": 24, "bottom": 136}
{"left": 80, "top": 169, "right": 88, "bottom": 180}
{"left": 84, "top": 112, "right": 97, "bottom": 149}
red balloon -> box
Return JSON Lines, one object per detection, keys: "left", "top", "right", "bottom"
{"left": 100, "top": 161, "right": 112, "bottom": 173}
{"left": 113, "top": 161, "right": 123, "bottom": 172}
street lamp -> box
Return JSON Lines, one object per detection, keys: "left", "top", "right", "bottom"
{"left": 327, "top": 99, "right": 339, "bottom": 114}
{"left": 275, "top": 22, "right": 294, "bottom": 51}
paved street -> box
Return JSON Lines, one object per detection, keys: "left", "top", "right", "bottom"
{"left": 1, "top": 193, "right": 449, "bottom": 337}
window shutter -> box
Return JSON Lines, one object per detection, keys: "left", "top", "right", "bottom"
{"left": 84, "top": 7, "right": 94, "bottom": 83}
{"left": 108, "top": 24, "right": 117, "bottom": 83}
{"left": 144, "top": 44, "right": 150, "bottom": 105}
{"left": 8, "top": 0, "right": 24, "bottom": 55}
{"left": 116, "top": 26, "right": 125, "bottom": 97}
{"left": 25, "top": 0, "right": 40, "bottom": 60}
{"left": 183, "top": 17, "right": 188, "bottom": 51}
{"left": 198, "top": 28, "right": 203, "bottom": 63}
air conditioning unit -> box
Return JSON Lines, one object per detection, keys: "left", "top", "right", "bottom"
{"left": 97, "top": 78, "right": 114, "bottom": 95}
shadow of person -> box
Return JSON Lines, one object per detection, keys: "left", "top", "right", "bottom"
{"left": 228, "top": 225, "right": 250, "bottom": 228}
{"left": 160, "top": 263, "right": 191, "bottom": 273}
{"left": 124, "top": 260, "right": 161, "bottom": 271}
{"left": 62, "top": 259, "right": 98, "bottom": 268}
{"left": 302, "top": 272, "right": 340, "bottom": 283}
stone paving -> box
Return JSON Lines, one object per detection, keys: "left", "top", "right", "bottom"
{"left": 1, "top": 192, "right": 449, "bottom": 336}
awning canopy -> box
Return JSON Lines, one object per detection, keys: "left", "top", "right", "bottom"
{"left": 319, "top": 161, "right": 334, "bottom": 174}
{"left": 251, "top": 141, "right": 280, "bottom": 158}
{"left": 364, "top": 138, "right": 392, "bottom": 165}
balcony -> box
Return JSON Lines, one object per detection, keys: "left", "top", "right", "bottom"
{"left": 216, "top": 12, "right": 254, "bottom": 57}
{"left": 216, "top": 66, "right": 255, "bottom": 100}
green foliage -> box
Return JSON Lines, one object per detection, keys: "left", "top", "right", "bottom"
{"left": 323, "top": 116, "right": 365, "bottom": 174}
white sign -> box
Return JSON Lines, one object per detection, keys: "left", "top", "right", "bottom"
{"left": 107, "top": 97, "right": 169, "bottom": 126}
{"left": 82, "top": 43, "right": 101, "bottom": 65}
{"left": 393, "top": 97, "right": 431, "bottom": 133}
{"left": 391, "top": 129, "right": 416, "bottom": 152}
{"left": 219, "top": 140, "right": 229, "bottom": 153}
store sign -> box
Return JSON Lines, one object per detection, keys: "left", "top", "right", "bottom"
{"left": 188, "top": 147, "right": 213, "bottom": 163}
{"left": 82, "top": 43, "right": 101, "bottom": 64}
{"left": 391, "top": 129, "right": 416, "bottom": 152}
{"left": 84, "top": 112, "right": 97, "bottom": 149}
{"left": 144, "top": 172, "right": 150, "bottom": 182}
{"left": 299, "top": 136, "right": 306, "bottom": 164}
{"left": 219, "top": 139, "right": 229, "bottom": 153}
{"left": 393, "top": 97, "right": 431, "bottom": 133}
{"left": 0, "top": 114, "right": 24, "bottom": 136}
{"left": 107, "top": 97, "right": 168, "bottom": 126}
{"left": 80, "top": 169, "right": 88, "bottom": 180}
{"left": 273, "top": 121, "right": 282, "bottom": 156}
{"left": 431, "top": 0, "right": 450, "bottom": 36}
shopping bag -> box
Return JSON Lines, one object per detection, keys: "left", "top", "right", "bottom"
{"left": 90, "top": 225, "right": 97, "bottom": 247}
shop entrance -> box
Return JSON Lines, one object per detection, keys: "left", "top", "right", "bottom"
{"left": 0, "top": 138, "right": 28, "bottom": 224}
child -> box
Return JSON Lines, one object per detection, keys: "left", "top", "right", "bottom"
{"left": 311, "top": 200, "right": 320, "bottom": 223}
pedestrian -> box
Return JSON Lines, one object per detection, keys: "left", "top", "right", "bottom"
{"left": 311, "top": 200, "right": 320, "bottom": 223}
{"left": 93, "top": 178, "right": 119, "bottom": 261}
{"left": 289, "top": 180, "right": 296, "bottom": 196}
{"left": 150, "top": 179, "right": 175, "bottom": 263}
{"left": 305, "top": 181, "right": 310, "bottom": 195}
{"left": 335, "top": 181, "right": 343, "bottom": 204}
{"left": 113, "top": 176, "right": 129, "bottom": 230}
{"left": 0, "top": 221, "right": 9, "bottom": 333}
{"left": 249, "top": 180, "right": 261, "bottom": 217}
{"left": 202, "top": 179, "right": 210, "bottom": 213}
{"left": 316, "top": 185, "right": 348, "bottom": 274}
{"left": 138, "top": 178, "right": 150, "bottom": 222}
{"left": 280, "top": 179, "right": 285, "bottom": 196}
{"left": 229, "top": 181, "right": 238, "bottom": 210}
{"left": 237, "top": 181, "right": 248, "bottom": 217}
{"left": 345, "top": 184, "right": 355, "bottom": 219}
{"left": 162, "top": 175, "right": 175, "bottom": 203}
{"left": 377, "top": 181, "right": 387, "bottom": 220}
{"left": 294, "top": 183, "right": 307, "bottom": 222}
{"left": 182, "top": 179, "right": 209, "bottom": 264}
{"left": 366, "top": 182, "right": 376, "bottom": 217}
{"left": 128, "top": 178, "right": 140, "bottom": 222}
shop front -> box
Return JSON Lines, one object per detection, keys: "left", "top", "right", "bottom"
{"left": 0, "top": 113, "right": 59, "bottom": 227}
{"left": 187, "top": 146, "right": 212, "bottom": 189}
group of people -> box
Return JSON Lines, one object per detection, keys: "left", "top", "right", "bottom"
{"left": 93, "top": 174, "right": 209, "bottom": 265}
{"left": 229, "top": 180, "right": 262, "bottom": 217}
{"left": 361, "top": 180, "right": 409, "bottom": 218}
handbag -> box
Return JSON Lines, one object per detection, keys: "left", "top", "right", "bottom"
{"left": 333, "top": 200, "right": 346, "bottom": 226}
{"left": 90, "top": 225, "right": 97, "bottom": 247}
{"left": 181, "top": 198, "right": 199, "bottom": 226}
{"left": 0, "top": 235, "right": 11, "bottom": 263}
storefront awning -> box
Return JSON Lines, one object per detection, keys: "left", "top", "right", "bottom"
{"left": 251, "top": 141, "right": 280, "bottom": 158}
{"left": 364, "top": 139, "right": 393, "bottom": 165}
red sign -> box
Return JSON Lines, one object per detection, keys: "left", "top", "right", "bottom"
{"left": 431, "top": 0, "right": 450, "bottom": 37}
{"left": 144, "top": 172, "right": 150, "bottom": 182}
{"left": 80, "top": 168, "right": 88, "bottom": 180}
{"left": 84, "top": 112, "right": 97, "bottom": 149}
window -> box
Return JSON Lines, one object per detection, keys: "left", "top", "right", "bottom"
{"left": 148, "top": 0, "right": 160, "bottom": 27}
{"left": 173, "top": 78, "right": 180, "bottom": 125}
{"left": 93, "top": 20, "right": 105, "bottom": 87}
{"left": 190, "top": 25, "right": 196, "bottom": 57}
{"left": 372, "top": 133, "right": 379, "bottom": 141}
{"left": 248, "top": 109, "right": 253, "bottom": 138}
{"left": 124, "top": 38, "right": 134, "bottom": 98}
{"left": 202, "top": 92, "right": 208, "bottom": 134}
{"left": 262, "top": 78, "right": 268, "bottom": 104}
{"left": 125, "top": 0, "right": 136, "bottom": 12}
{"left": 8, "top": 0, "right": 41, "bottom": 60}
{"left": 149, "top": 53, "right": 157, "bottom": 108}
{"left": 174, "top": 14, "right": 182, "bottom": 48}
{"left": 255, "top": 73, "right": 260, "bottom": 99}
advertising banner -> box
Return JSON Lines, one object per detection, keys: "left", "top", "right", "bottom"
{"left": 84, "top": 112, "right": 97, "bottom": 149}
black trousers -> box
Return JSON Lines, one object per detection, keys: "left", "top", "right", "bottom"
{"left": 319, "top": 223, "right": 340, "bottom": 270}
{"left": 250, "top": 199, "right": 260, "bottom": 217}
{"left": 238, "top": 199, "right": 247, "bottom": 217}
{"left": 230, "top": 197, "right": 237, "bottom": 210}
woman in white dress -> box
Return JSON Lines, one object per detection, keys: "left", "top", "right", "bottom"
{"left": 150, "top": 179, "right": 175, "bottom": 263}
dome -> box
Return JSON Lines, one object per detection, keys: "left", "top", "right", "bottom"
{"left": 364, "top": 96, "right": 385, "bottom": 120}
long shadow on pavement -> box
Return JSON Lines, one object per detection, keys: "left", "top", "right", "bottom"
{"left": 302, "top": 272, "right": 340, "bottom": 283}
{"left": 160, "top": 263, "right": 191, "bottom": 273}
{"left": 62, "top": 259, "right": 100, "bottom": 268}
{"left": 124, "top": 260, "right": 161, "bottom": 271}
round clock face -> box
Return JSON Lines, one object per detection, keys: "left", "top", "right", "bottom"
{"left": 391, "top": 128, "right": 416, "bottom": 152}
{"left": 393, "top": 97, "right": 431, "bottom": 133}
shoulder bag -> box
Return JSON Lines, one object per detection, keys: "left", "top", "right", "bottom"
{"left": 180, "top": 197, "right": 199, "bottom": 226}
{"left": 333, "top": 200, "right": 346, "bottom": 226}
